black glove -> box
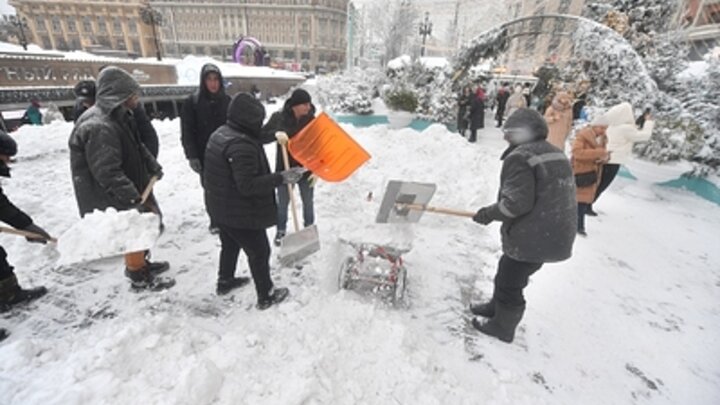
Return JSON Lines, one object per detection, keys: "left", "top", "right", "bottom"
{"left": 23, "top": 223, "right": 52, "bottom": 244}
{"left": 281, "top": 167, "right": 305, "bottom": 184}
{"left": 154, "top": 169, "right": 164, "bottom": 180}
{"left": 472, "top": 207, "right": 493, "bottom": 225}
{"left": 188, "top": 158, "right": 202, "bottom": 174}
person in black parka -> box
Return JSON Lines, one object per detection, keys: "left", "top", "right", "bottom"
{"left": 469, "top": 86, "right": 486, "bottom": 143}
{"left": 69, "top": 67, "right": 172, "bottom": 291}
{"left": 181, "top": 63, "right": 231, "bottom": 175}
{"left": 203, "top": 93, "right": 304, "bottom": 308}
{"left": 469, "top": 108, "right": 577, "bottom": 344}
{"left": 261, "top": 88, "right": 316, "bottom": 246}
{"left": 456, "top": 86, "right": 472, "bottom": 137}
{"left": 0, "top": 130, "right": 52, "bottom": 311}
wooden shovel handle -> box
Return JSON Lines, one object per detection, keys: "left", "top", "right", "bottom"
{"left": 0, "top": 225, "right": 58, "bottom": 243}
{"left": 280, "top": 143, "right": 301, "bottom": 232}
{"left": 398, "top": 203, "right": 475, "bottom": 218}
{"left": 140, "top": 175, "right": 159, "bottom": 205}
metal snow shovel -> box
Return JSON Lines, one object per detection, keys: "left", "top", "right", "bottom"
{"left": 376, "top": 180, "right": 475, "bottom": 223}
{"left": 0, "top": 226, "right": 57, "bottom": 243}
{"left": 278, "top": 143, "right": 320, "bottom": 267}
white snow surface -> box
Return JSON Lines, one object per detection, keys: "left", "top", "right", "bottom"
{"left": 56, "top": 208, "right": 160, "bottom": 266}
{"left": 175, "top": 55, "right": 305, "bottom": 86}
{"left": 0, "top": 116, "right": 719, "bottom": 405}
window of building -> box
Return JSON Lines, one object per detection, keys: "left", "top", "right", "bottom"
{"left": 132, "top": 40, "right": 141, "bottom": 53}
{"left": 51, "top": 16, "right": 61, "bottom": 32}
{"left": 69, "top": 37, "right": 80, "bottom": 50}
{"left": 82, "top": 16, "right": 92, "bottom": 33}
{"left": 35, "top": 16, "right": 45, "bottom": 31}
{"left": 284, "top": 50, "right": 295, "bottom": 59}
{"left": 319, "top": 53, "right": 325, "bottom": 62}
{"left": 41, "top": 36, "right": 51, "bottom": 48}
{"left": 301, "top": 51, "right": 310, "bottom": 60}
{"left": 66, "top": 17, "right": 76, "bottom": 32}
{"left": 558, "top": 0, "right": 572, "bottom": 15}
{"left": 97, "top": 17, "right": 107, "bottom": 33}
{"left": 127, "top": 18, "right": 137, "bottom": 33}
{"left": 113, "top": 18, "right": 122, "bottom": 34}
{"left": 117, "top": 38, "right": 126, "bottom": 50}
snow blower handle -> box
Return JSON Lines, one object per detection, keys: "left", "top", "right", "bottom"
{"left": 280, "top": 142, "right": 301, "bottom": 233}
{"left": 0, "top": 226, "right": 58, "bottom": 243}
{"left": 397, "top": 203, "right": 475, "bottom": 219}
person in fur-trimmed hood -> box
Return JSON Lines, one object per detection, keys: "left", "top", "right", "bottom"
{"left": 544, "top": 91, "right": 574, "bottom": 152}
{"left": 571, "top": 113, "right": 610, "bottom": 235}
{"left": 468, "top": 108, "right": 577, "bottom": 344}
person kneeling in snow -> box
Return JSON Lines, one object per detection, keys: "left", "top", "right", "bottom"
{"left": 69, "top": 67, "right": 172, "bottom": 291}
{"left": 0, "top": 130, "right": 52, "bottom": 312}
{"left": 469, "top": 108, "right": 577, "bottom": 343}
{"left": 203, "top": 93, "right": 302, "bottom": 309}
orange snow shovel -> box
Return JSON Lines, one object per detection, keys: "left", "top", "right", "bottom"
{"left": 278, "top": 143, "right": 320, "bottom": 267}
{"left": 288, "top": 112, "right": 370, "bottom": 182}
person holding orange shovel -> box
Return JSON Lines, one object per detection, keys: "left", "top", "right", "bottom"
{"left": 262, "top": 89, "right": 317, "bottom": 247}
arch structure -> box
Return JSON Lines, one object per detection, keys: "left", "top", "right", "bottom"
{"left": 445, "top": 14, "right": 658, "bottom": 108}
{"left": 233, "top": 36, "right": 267, "bottom": 66}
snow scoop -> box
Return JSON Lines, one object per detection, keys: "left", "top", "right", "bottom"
{"left": 278, "top": 143, "right": 320, "bottom": 267}
{"left": 375, "top": 180, "right": 475, "bottom": 223}
{"left": 0, "top": 226, "right": 58, "bottom": 243}
{"left": 56, "top": 176, "right": 161, "bottom": 265}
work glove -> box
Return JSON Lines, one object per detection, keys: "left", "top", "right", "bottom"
{"left": 188, "top": 158, "right": 202, "bottom": 174}
{"left": 23, "top": 223, "right": 52, "bottom": 244}
{"left": 281, "top": 167, "right": 305, "bottom": 184}
{"left": 472, "top": 207, "right": 494, "bottom": 225}
{"left": 308, "top": 174, "right": 318, "bottom": 188}
{"left": 275, "top": 131, "right": 289, "bottom": 145}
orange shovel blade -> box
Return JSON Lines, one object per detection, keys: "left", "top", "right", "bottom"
{"left": 288, "top": 112, "right": 371, "bottom": 182}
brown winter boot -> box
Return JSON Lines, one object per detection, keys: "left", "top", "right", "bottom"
{"left": 0, "top": 274, "right": 47, "bottom": 312}
{"left": 472, "top": 302, "right": 525, "bottom": 343}
{"left": 124, "top": 252, "right": 174, "bottom": 291}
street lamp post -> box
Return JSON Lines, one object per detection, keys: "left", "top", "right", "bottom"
{"left": 10, "top": 16, "right": 29, "bottom": 51}
{"left": 140, "top": 5, "right": 163, "bottom": 61}
{"left": 419, "top": 12, "right": 432, "bottom": 57}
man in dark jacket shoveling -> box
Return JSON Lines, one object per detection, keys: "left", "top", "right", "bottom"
{"left": 203, "top": 93, "right": 303, "bottom": 309}
{"left": 470, "top": 108, "right": 576, "bottom": 343}
{"left": 69, "top": 67, "right": 173, "bottom": 291}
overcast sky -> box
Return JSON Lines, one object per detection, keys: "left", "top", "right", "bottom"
{"left": 0, "top": 0, "right": 15, "bottom": 15}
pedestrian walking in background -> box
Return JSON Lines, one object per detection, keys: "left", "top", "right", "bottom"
{"left": 69, "top": 67, "right": 172, "bottom": 291}
{"left": 468, "top": 85, "right": 486, "bottom": 143}
{"left": 504, "top": 85, "right": 527, "bottom": 120}
{"left": 42, "top": 103, "right": 65, "bottom": 125}
{"left": 571, "top": 114, "right": 610, "bottom": 236}
{"left": 456, "top": 86, "right": 472, "bottom": 137}
{"left": 469, "top": 108, "right": 576, "bottom": 343}
{"left": 22, "top": 98, "right": 42, "bottom": 126}
{"left": 203, "top": 93, "right": 302, "bottom": 308}
{"left": 544, "top": 91, "right": 574, "bottom": 152}
{"left": 495, "top": 82, "right": 510, "bottom": 127}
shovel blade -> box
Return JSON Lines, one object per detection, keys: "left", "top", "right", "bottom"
{"left": 278, "top": 225, "right": 320, "bottom": 267}
{"left": 376, "top": 180, "right": 437, "bottom": 223}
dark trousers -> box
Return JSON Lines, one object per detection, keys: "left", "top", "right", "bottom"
{"left": 496, "top": 107, "right": 506, "bottom": 126}
{"left": 276, "top": 176, "right": 314, "bottom": 232}
{"left": 218, "top": 227, "right": 273, "bottom": 300}
{"left": 0, "top": 246, "right": 13, "bottom": 281}
{"left": 468, "top": 129, "right": 477, "bottom": 142}
{"left": 492, "top": 254, "right": 543, "bottom": 307}
{"left": 577, "top": 203, "right": 589, "bottom": 231}
{"left": 594, "top": 163, "right": 620, "bottom": 202}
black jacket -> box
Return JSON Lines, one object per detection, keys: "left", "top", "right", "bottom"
{"left": 0, "top": 185, "right": 32, "bottom": 229}
{"left": 74, "top": 99, "right": 159, "bottom": 158}
{"left": 470, "top": 95, "right": 485, "bottom": 131}
{"left": 69, "top": 68, "right": 162, "bottom": 217}
{"left": 181, "top": 64, "right": 231, "bottom": 165}
{"left": 203, "top": 93, "right": 284, "bottom": 230}
{"left": 261, "top": 99, "right": 315, "bottom": 173}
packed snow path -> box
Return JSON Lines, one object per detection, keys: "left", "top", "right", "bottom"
{"left": 1, "top": 118, "right": 718, "bottom": 404}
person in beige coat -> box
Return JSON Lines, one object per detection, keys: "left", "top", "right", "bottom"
{"left": 592, "top": 102, "right": 654, "bottom": 208}
{"left": 504, "top": 85, "right": 527, "bottom": 119}
{"left": 572, "top": 117, "right": 609, "bottom": 236}
{"left": 544, "top": 91, "right": 574, "bottom": 151}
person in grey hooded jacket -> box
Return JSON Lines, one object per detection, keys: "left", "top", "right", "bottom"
{"left": 69, "top": 67, "right": 173, "bottom": 291}
{"left": 469, "top": 108, "right": 577, "bottom": 343}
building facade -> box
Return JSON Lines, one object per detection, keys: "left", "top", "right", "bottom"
{"left": 150, "top": 0, "right": 348, "bottom": 72}
{"left": 8, "top": 0, "right": 160, "bottom": 58}
{"left": 504, "top": 0, "right": 585, "bottom": 75}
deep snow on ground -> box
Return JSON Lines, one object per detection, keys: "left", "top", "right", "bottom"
{"left": 0, "top": 115, "right": 719, "bottom": 405}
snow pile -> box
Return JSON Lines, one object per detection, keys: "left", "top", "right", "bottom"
{"left": 0, "top": 114, "right": 719, "bottom": 404}
{"left": 175, "top": 55, "right": 305, "bottom": 86}
{"left": 57, "top": 208, "right": 160, "bottom": 265}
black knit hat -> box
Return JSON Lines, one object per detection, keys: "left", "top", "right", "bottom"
{"left": 287, "top": 89, "right": 311, "bottom": 108}
{"left": 0, "top": 130, "right": 18, "bottom": 157}
{"left": 74, "top": 80, "right": 96, "bottom": 100}
{"left": 504, "top": 108, "right": 548, "bottom": 140}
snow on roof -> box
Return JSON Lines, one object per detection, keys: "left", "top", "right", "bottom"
{"left": 174, "top": 55, "right": 305, "bottom": 85}
{"left": 0, "top": 41, "right": 174, "bottom": 65}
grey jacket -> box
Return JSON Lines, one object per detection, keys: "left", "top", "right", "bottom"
{"left": 483, "top": 141, "right": 577, "bottom": 263}
{"left": 69, "top": 67, "right": 161, "bottom": 216}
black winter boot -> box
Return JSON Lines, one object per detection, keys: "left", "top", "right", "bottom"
{"left": 0, "top": 275, "right": 47, "bottom": 312}
{"left": 472, "top": 302, "right": 525, "bottom": 343}
{"left": 0, "top": 328, "right": 8, "bottom": 342}
{"left": 216, "top": 276, "right": 251, "bottom": 295}
{"left": 145, "top": 260, "right": 170, "bottom": 275}
{"left": 124, "top": 268, "right": 175, "bottom": 291}
{"left": 256, "top": 287, "right": 289, "bottom": 310}
{"left": 469, "top": 299, "right": 495, "bottom": 318}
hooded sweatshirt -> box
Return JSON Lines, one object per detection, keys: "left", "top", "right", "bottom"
{"left": 602, "top": 102, "right": 654, "bottom": 165}
{"left": 180, "top": 63, "right": 231, "bottom": 164}
{"left": 68, "top": 67, "right": 161, "bottom": 216}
